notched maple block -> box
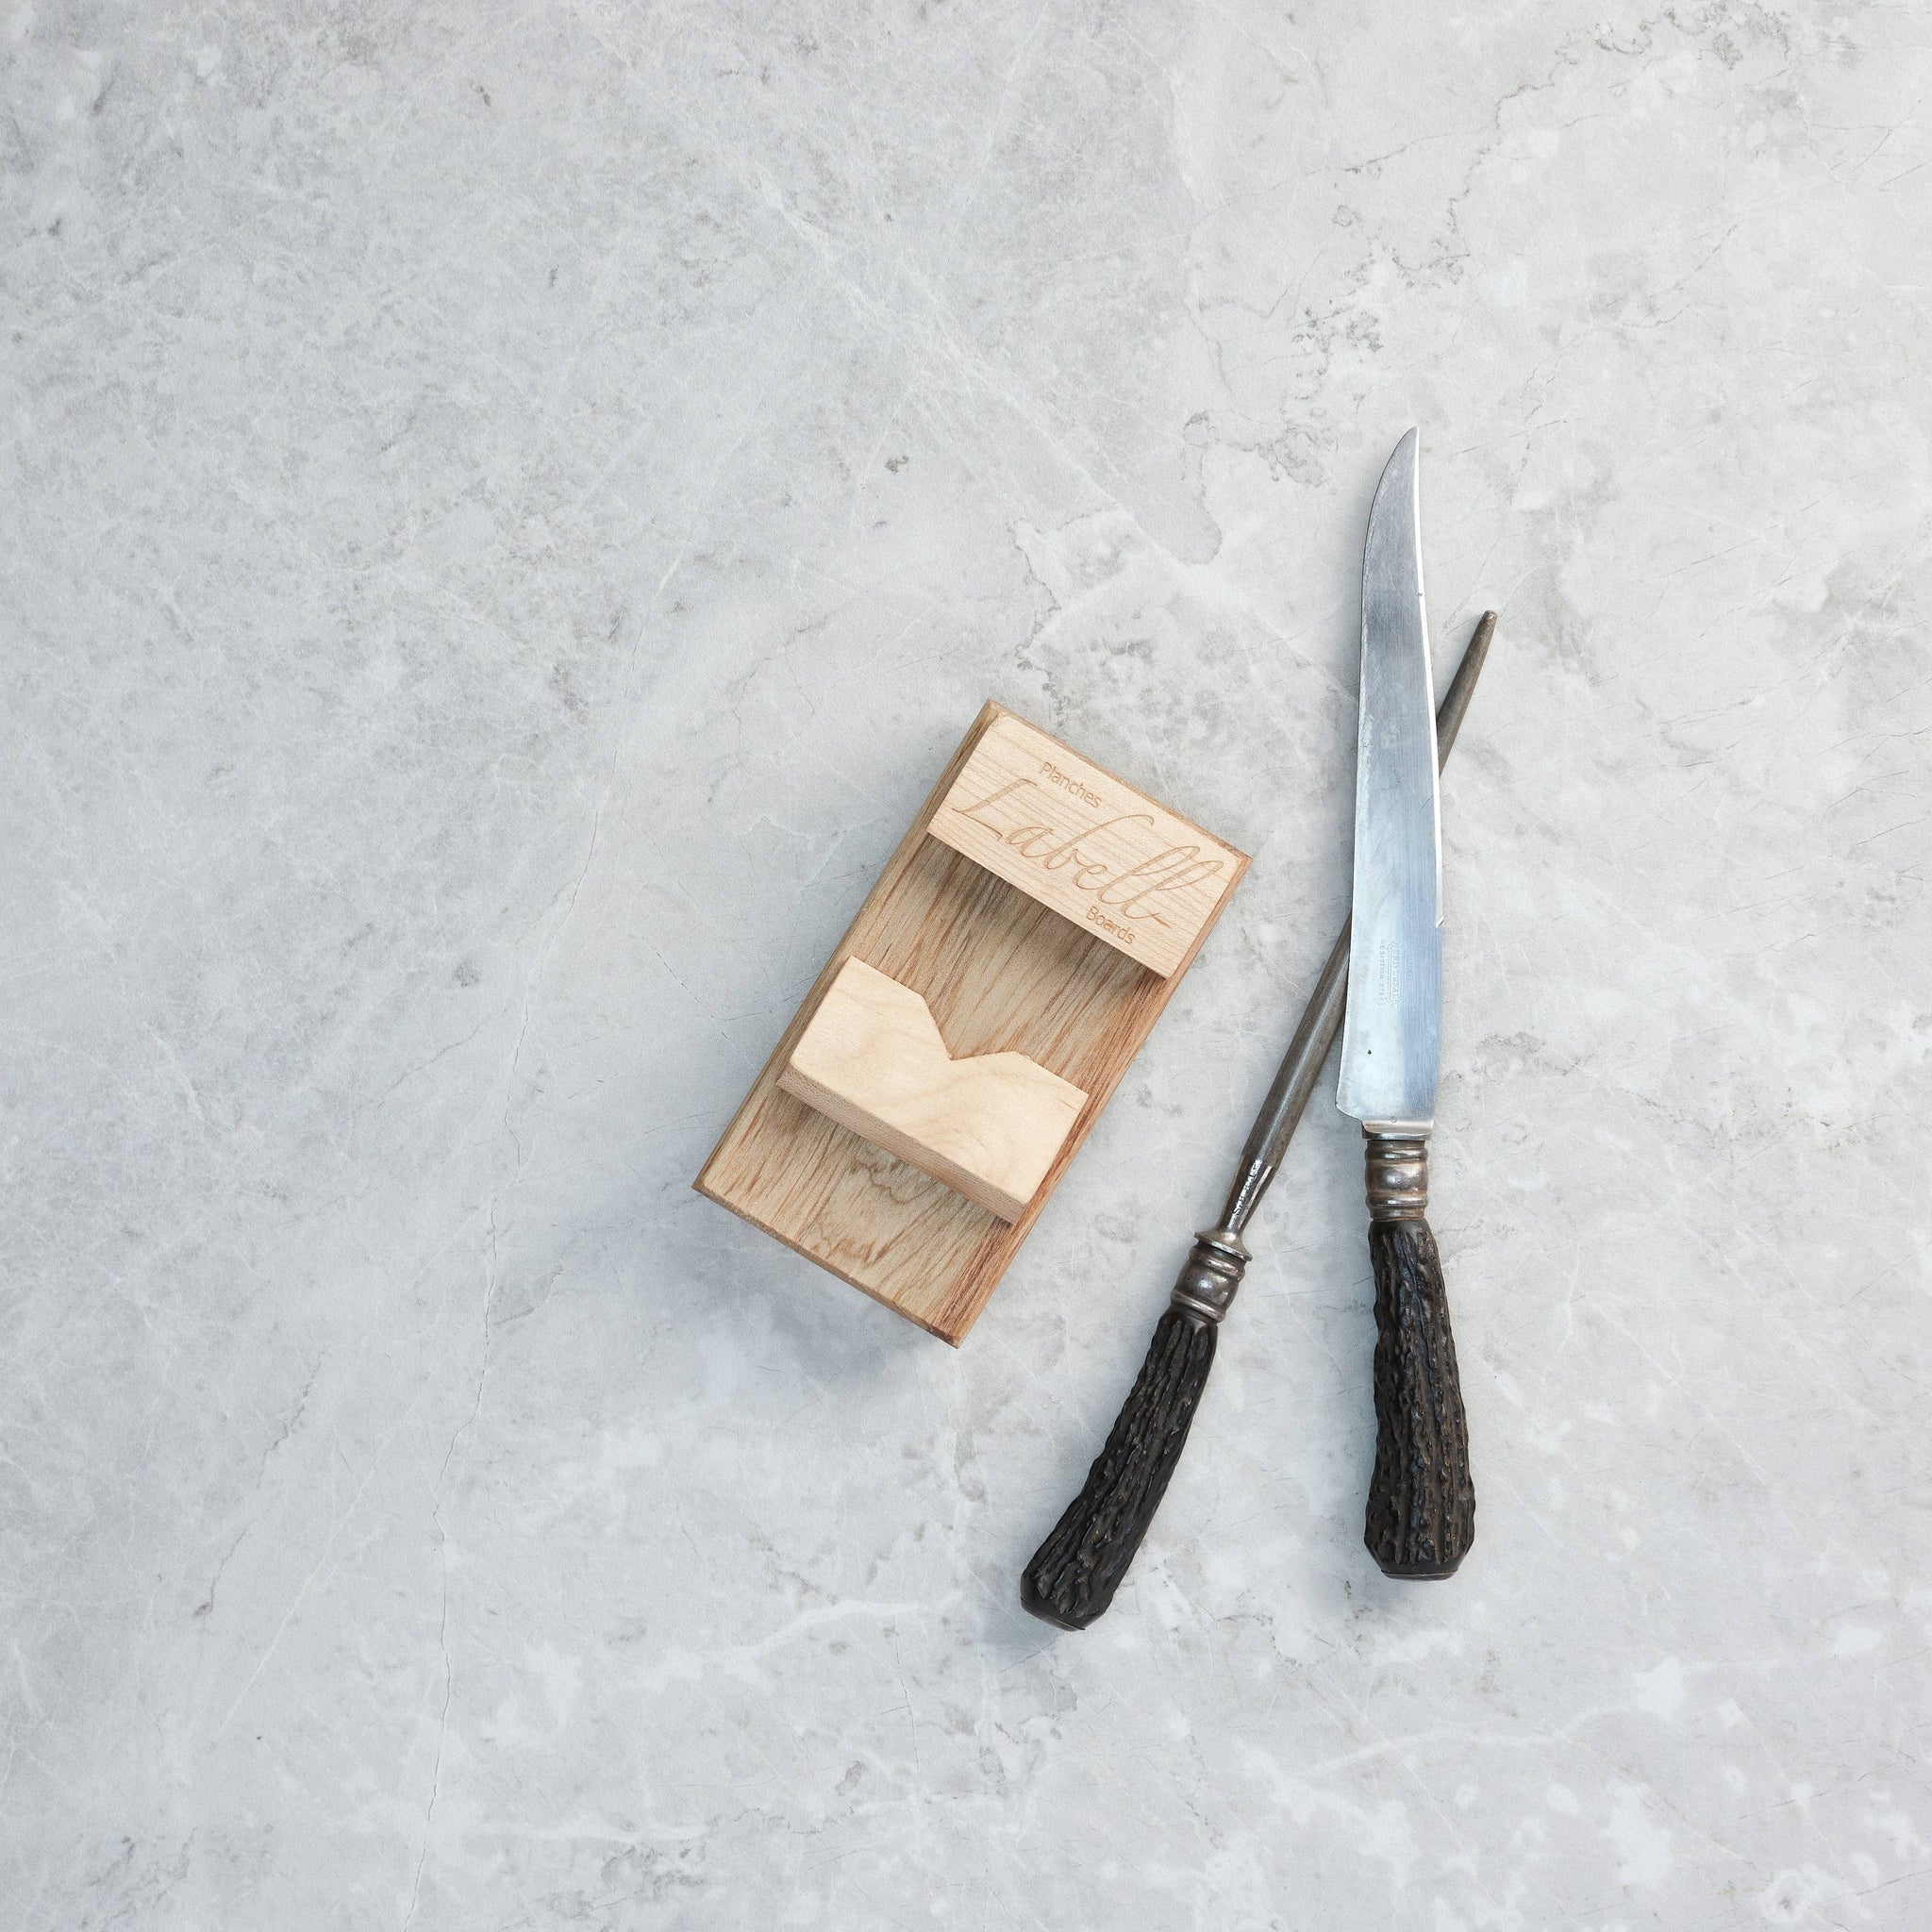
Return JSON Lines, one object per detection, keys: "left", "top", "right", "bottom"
{"left": 778, "top": 958, "right": 1089, "bottom": 1223}
{"left": 696, "top": 701, "right": 1248, "bottom": 1345}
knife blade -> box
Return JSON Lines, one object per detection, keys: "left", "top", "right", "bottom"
{"left": 1020, "top": 593, "right": 1495, "bottom": 1630}
{"left": 1337, "top": 427, "right": 1441, "bottom": 1132}
{"left": 1336, "top": 427, "right": 1474, "bottom": 1580}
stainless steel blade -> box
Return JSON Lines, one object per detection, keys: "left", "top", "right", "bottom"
{"left": 1336, "top": 428, "right": 1442, "bottom": 1131}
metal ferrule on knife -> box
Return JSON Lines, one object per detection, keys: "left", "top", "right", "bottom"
{"left": 1363, "top": 1131, "right": 1429, "bottom": 1220}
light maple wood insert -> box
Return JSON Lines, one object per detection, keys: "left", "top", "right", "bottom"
{"left": 928, "top": 712, "right": 1242, "bottom": 978}
{"left": 695, "top": 702, "right": 1249, "bottom": 1346}
{"left": 778, "top": 958, "right": 1089, "bottom": 1223}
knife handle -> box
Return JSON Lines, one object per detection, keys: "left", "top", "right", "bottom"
{"left": 1020, "top": 1230, "right": 1248, "bottom": 1629}
{"left": 1362, "top": 1133, "right": 1474, "bottom": 1579}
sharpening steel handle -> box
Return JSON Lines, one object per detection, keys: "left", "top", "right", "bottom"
{"left": 1020, "top": 1231, "right": 1245, "bottom": 1630}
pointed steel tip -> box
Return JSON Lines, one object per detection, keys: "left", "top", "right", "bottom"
{"left": 1373, "top": 427, "right": 1421, "bottom": 501}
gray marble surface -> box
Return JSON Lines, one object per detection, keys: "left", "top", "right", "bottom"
{"left": 6, "top": 2, "right": 1930, "bottom": 1926}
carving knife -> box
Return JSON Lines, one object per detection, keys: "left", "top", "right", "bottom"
{"left": 1334, "top": 427, "right": 1474, "bottom": 1579}
{"left": 1022, "top": 441, "right": 1487, "bottom": 1627}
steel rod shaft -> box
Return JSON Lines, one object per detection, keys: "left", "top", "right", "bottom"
{"left": 1220, "top": 611, "right": 1495, "bottom": 1235}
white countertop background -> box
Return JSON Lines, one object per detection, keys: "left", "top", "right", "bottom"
{"left": 7, "top": 3, "right": 1931, "bottom": 1926}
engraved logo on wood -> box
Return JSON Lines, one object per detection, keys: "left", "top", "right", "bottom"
{"left": 928, "top": 713, "right": 1243, "bottom": 977}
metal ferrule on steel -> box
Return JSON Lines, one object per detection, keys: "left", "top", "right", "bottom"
{"left": 1169, "top": 1229, "right": 1251, "bottom": 1324}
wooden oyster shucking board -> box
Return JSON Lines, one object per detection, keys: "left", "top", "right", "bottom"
{"left": 695, "top": 701, "right": 1247, "bottom": 1344}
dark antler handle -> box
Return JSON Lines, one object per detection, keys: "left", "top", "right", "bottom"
{"left": 1361, "top": 1133, "right": 1474, "bottom": 1578}
{"left": 1021, "top": 1231, "right": 1248, "bottom": 1629}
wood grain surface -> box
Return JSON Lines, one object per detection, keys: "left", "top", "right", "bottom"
{"left": 694, "top": 702, "right": 1249, "bottom": 1344}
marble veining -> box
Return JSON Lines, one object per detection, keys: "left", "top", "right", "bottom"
{"left": 4, "top": 1, "right": 1929, "bottom": 1925}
